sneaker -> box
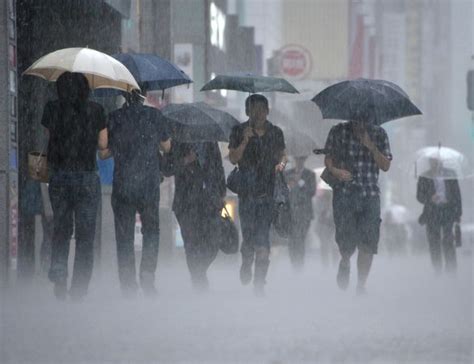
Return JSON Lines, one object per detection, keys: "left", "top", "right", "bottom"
{"left": 337, "top": 259, "right": 350, "bottom": 290}
{"left": 240, "top": 262, "right": 253, "bottom": 285}
{"left": 53, "top": 280, "right": 67, "bottom": 301}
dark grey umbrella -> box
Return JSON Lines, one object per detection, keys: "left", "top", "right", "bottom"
{"left": 312, "top": 78, "right": 422, "bottom": 125}
{"left": 162, "top": 102, "right": 240, "bottom": 142}
{"left": 201, "top": 73, "right": 299, "bottom": 94}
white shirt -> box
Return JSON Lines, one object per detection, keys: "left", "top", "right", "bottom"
{"left": 434, "top": 178, "right": 447, "bottom": 204}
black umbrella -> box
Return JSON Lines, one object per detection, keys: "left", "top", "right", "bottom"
{"left": 162, "top": 102, "right": 240, "bottom": 142}
{"left": 201, "top": 73, "right": 299, "bottom": 94}
{"left": 312, "top": 78, "right": 422, "bottom": 125}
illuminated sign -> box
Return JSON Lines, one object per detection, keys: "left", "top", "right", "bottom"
{"left": 210, "top": 2, "right": 226, "bottom": 51}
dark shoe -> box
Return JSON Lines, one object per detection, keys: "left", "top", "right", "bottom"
{"left": 337, "top": 259, "right": 350, "bottom": 290}
{"left": 69, "top": 285, "right": 88, "bottom": 302}
{"left": 142, "top": 286, "right": 158, "bottom": 299}
{"left": 356, "top": 284, "right": 367, "bottom": 296}
{"left": 192, "top": 274, "right": 210, "bottom": 293}
{"left": 121, "top": 283, "right": 139, "bottom": 299}
{"left": 140, "top": 272, "right": 157, "bottom": 298}
{"left": 253, "top": 283, "right": 265, "bottom": 297}
{"left": 53, "top": 280, "right": 67, "bottom": 301}
{"left": 240, "top": 261, "right": 252, "bottom": 285}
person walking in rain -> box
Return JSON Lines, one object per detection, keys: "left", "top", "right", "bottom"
{"left": 162, "top": 140, "right": 226, "bottom": 292}
{"left": 229, "top": 94, "right": 287, "bottom": 296}
{"left": 324, "top": 118, "right": 391, "bottom": 294}
{"left": 41, "top": 72, "right": 107, "bottom": 300}
{"left": 416, "top": 158, "right": 462, "bottom": 274}
{"left": 99, "top": 90, "right": 171, "bottom": 298}
{"left": 284, "top": 155, "right": 316, "bottom": 269}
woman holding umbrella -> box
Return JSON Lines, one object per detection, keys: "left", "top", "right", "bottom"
{"left": 41, "top": 72, "right": 107, "bottom": 301}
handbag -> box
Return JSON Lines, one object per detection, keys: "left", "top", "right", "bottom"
{"left": 226, "top": 167, "right": 256, "bottom": 196}
{"left": 28, "top": 151, "right": 48, "bottom": 183}
{"left": 216, "top": 207, "right": 239, "bottom": 254}
{"left": 272, "top": 172, "right": 292, "bottom": 238}
{"left": 320, "top": 167, "right": 340, "bottom": 189}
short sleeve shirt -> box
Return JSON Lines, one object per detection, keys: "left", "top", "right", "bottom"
{"left": 324, "top": 121, "right": 392, "bottom": 197}
{"left": 229, "top": 121, "right": 285, "bottom": 197}
{"left": 41, "top": 100, "right": 106, "bottom": 172}
{"left": 108, "top": 103, "right": 169, "bottom": 197}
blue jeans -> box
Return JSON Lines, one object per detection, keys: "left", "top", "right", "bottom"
{"left": 48, "top": 172, "right": 100, "bottom": 295}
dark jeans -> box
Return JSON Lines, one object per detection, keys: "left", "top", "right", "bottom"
{"left": 112, "top": 192, "right": 160, "bottom": 290}
{"left": 332, "top": 191, "right": 381, "bottom": 256}
{"left": 48, "top": 172, "right": 100, "bottom": 295}
{"left": 175, "top": 207, "right": 219, "bottom": 285}
{"left": 425, "top": 206, "right": 457, "bottom": 273}
{"left": 288, "top": 218, "right": 311, "bottom": 268}
{"left": 239, "top": 195, "right": 274, "bottom": 283}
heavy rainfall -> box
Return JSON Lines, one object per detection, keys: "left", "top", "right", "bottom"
{"left": 0, "top": 1, "right": 472, "bottom": 363}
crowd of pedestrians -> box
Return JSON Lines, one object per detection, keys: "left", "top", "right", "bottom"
{"left": 36, "top": 72, "right": 462, "bottom": 301}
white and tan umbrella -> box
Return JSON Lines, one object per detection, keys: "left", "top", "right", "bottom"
{"left": 23, "top": 47, "right": 140, "bottom": 92}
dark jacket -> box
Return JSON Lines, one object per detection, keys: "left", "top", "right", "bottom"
{"left": 416, "top": 170, "right": 462, "bottom": 224}
{"left": 108, "top": 102, "right": 169, "bottom": 200}
{"left": 161, "top": 141, "right": 226, "bottom": 214}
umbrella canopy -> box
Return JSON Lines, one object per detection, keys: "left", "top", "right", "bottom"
{"left": 201, "top": 73, "right": 299, "bottom": 94}
{"left": 23, "top": 47, "right": 140, "bottom": 92}
{"left": 110, "top": 53, "right": 192, "bottom": 91}
{"left": 415, "top": 146, "right": 472, "bottom": 179}
{"left": 282, "top": 128, "right": 319, "bottom": 157}
{"left": 162, "top": 102, "right": 240, "bottom": 142}
{"left": 312, "top": 78, "right": 421, "bottom": 125}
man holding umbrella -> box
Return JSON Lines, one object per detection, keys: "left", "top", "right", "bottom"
{"left": 228, "top": 94, "right": 287, "bottom": 296}
{"left": 314, "top": 78, "right": 420, "bottom": 294}
{"left": 324, "top": 115, "right": 391, "bottom": 294}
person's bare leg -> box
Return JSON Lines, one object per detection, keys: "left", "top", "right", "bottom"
{"left": 356, "top": 250, "right": 373, "bottom": 294}
{"left": 337, "top": 252, "right": 351, "bottom": 290}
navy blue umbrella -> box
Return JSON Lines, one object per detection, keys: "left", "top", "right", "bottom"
{"left": 312, "top": 78, "right": 422, "bottom": 125}
{"left": 95, "top": 53, "right": 192, "bottom": 96}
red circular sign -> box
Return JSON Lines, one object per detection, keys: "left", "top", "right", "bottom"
{"left": 279, "top": 45, "right": 312, "bottom": 79}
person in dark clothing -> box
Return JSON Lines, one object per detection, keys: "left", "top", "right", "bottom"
{"left": 162, "top": 141, "right": 226, "bottom": 291}
{"left": 99, "top": 90, "right": 171, "bottom": 298}
{"left": 285, "top": 155, "right": 316, "bottom": 269}
{"left": 229, "top": 94, "right": 287, "bottom": 296}
{"left": 324, "top": 120, "right": 391, "bottom": 294}
{"left": 416, "top": 158, "right": 462, "bottom": 274}
{"left": 41, "top": 72, "right": 107, "bottom": 300}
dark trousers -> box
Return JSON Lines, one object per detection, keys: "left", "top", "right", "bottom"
{"left": 289, "top": 218, "right": 311, "bottom": 268}
{"left": 175, "top": 207, "right": 219, "bottom": 285}
{"left": 48, "top": 172, "right": 100, "bottom": 295}
{"left": 112, "top": 193, "right": 160, "bottom": 290}
{"left": 239, "top": 195, "right": 274, "bottom": 283}
{"left": 426, "top": 216, "right": 456, "bottom": 273}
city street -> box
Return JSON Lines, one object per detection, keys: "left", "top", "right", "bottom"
{"left": 2, "top": 248, "right": 472, "bottom": 363}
